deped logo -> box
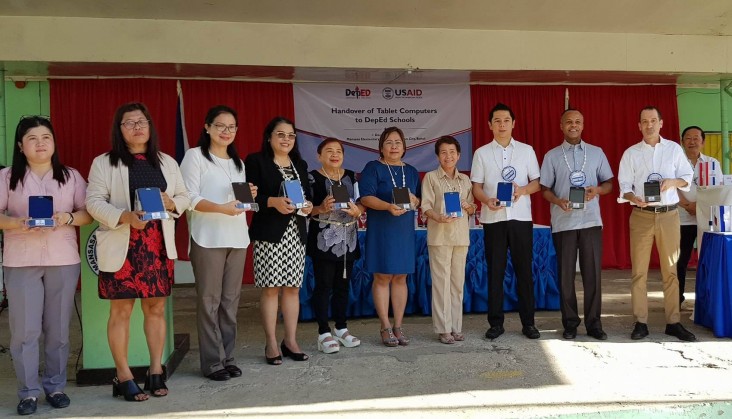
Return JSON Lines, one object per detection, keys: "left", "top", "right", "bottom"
{"left": 345, "top": 86, "right": 371, "bottom": 98}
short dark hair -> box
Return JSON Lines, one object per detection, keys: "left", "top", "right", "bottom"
{"left": 10, "top": 115, "right": 71, "bottom": 191}
{"left": 197, "top": 105, "right": 243, "bottom": 172}
{"left": 560, "top": 108, "right": 583, "bottom": 120}
{"left": 109, "top": 102, "right": 162, "bottom": 168}
{"left": 682, "top": 125, "right": 705, "bottom": 141}
{"left": 260, "top": 116, "right": 303, "bottom": 164}
{"left": 489, "top": 102, "right": 515, "bottom": 122}
{"left": 317, "top": 137, "right": 344, "bottom": 154}
{"left": 434, "top": 135, "right": 461, "bottom": 155}
{"left": 639, "top": 106, "right": 662, "bottom": 121}
{"left": 377, "top": 126, "right": 406, "bottom": 158}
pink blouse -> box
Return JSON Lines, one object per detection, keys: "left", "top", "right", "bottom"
{"left": 0, "top": 167, "right": 87, "bottom": 267}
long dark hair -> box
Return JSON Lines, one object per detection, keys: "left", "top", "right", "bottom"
{"left": 10, "top": 116, "right": 70, "bottom": 191}
{"left": 260, "top": 116, "right": 303, "bottom": 164}
{"left": 108, "top": 102, "right": 162, "bottom": 168}
{"left": 197, "top": 105, "right": 243, "bottom": 172}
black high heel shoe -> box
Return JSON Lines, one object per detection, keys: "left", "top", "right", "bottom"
{"left": 112, "top": 377, "right": 147, "bottom": 402}
{"left": 143, "top": 370, "right": 168, "bottom": 397}
{"left": 265, "top": 346, "right": 282, "bottom": 365}
{"left": 280, "top": 340, "right": 309, "bottom": 361}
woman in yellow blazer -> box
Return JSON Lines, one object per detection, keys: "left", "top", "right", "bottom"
{"left": 86, "top": 102, "right": 190, "bottom": 402}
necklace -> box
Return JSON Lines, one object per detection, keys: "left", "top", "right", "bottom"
{"left": 275, "top": 157, "right": 302, "bottom": 182}
{"left": 321, "top": 167, "right": 342, "bottom": 186}
{"left": 441, "top": 170, "right": 461, "bottom": 194}
{"left": 383, "top": 159, "right": 406, "bottom": 188}
{"left": 212, "top": 154, "right": 234, "bottom": 182}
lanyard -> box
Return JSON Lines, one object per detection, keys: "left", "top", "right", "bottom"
{"left": 384, "top": 161, "right": 406, "bottom": 188}
{"left": 275, "top": 158, "right": 302, "bottom": 183}
{"left": 561, "top": 142, "right": 587, "bottom": 174}
{"left": 441, "top": 172, "right": 462, "bottom": 195}
{"left": 322, "top": 167, "right": 343, "bottom": 187}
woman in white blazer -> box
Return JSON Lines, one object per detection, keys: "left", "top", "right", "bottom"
{"left": 86, "top": 102, "right": 190, "bottom": 402}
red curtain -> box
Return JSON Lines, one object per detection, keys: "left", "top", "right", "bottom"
{"left": 48, "top": 80, "right": 679, "bottom": 273}
{"left": 569, "top": 85, "right": 680, "bottom": 268}
{"left": 470, "top": 85, "right": 567, "bottom": 227}
{"left": 179, "top": 80, "right": 294, "bottom": 158}
{"left": 50, "top": 79, "right": 178, "bottom": 179}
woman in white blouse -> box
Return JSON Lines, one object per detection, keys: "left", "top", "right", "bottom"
{"left": 180, "top": 105, "right": 257, "bottom": 381}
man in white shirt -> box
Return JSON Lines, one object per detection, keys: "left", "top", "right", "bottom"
{"left": 471, "top": 103, "right": 541, "bottom": 340}
{"left": 617, "top": 106, "right": 696, "bottom": 341}
{"left": 678, "top": 126, "right": 722, "bottom": 308}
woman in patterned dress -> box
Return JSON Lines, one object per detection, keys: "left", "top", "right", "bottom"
{"left": 245, "top": 116, "right": 313, "bottom": 365}
{"left": 86, "top": 103, "right": 190, "bottom": 401}
{"left": 307, "top": 138, "right": 363, "bottom": 354}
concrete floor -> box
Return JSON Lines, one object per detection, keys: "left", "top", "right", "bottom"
{"left": 1, "top": 269, "right": 731, "bottom": 418}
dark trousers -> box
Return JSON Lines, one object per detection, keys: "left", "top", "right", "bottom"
{"left": 312, "top": 259, "right": 354, "bottom": 334}
{"left": 677, "top": 224, "right": 697, "bottom": 303}
{"left": 552, "top": 227, "right": 603, "bottom": 332}
{"left": 484, "top": 220, "right": 535, "bottom": 327}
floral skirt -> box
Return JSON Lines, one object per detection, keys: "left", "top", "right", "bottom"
{"left": 98, "top": 220, "right": 174, "bottom": 299}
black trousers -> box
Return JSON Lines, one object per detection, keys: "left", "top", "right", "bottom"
{"left": 311, "top": 259, "right": 354, "bottom": 335}
{"left": 483, "top": 220, "right": 535, "bottom": 327}
{"left": 677, "top": 224, "right": 697, "bottom": 303}
{"left": 552, "top": 227, "right": 603, "bottom": 331}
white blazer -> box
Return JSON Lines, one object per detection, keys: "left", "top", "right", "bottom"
{"left": 86, "top": 152, "right": 191, "bottom": 272}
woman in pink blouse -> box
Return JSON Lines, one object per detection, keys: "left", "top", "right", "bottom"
{"left": 0, "top": 116, "right": 92, "bottom": 415}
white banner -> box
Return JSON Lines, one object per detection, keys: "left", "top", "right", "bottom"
{"left": 293, "top": 83, "right": 472, "bottom": 172}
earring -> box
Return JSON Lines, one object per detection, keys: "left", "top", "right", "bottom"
{"left": 206, "top": 131, "right": 209, "bottom": 134}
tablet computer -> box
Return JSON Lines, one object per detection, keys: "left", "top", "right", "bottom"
{"left": 330, "top": 184, "right": 351, "bottom": 210}
{"left": 444, "top": 191, "right": 463, "bottom": 218}
{"left": 283, "top": 180, "right": 307, "bottom": 208}
{"left": 27, "top": 195, "right": 55, "bottom": 227}
{"left": 392, "top": 186, "right": 413, "bottom": 210}
{"left": 497, "top": 182, "right": 513, "bottom": 207}
{"left": 232, "top": 182, "right": 259, "bottom": 211}
{"left": 135, "top": 187, "right": 170, "bottom": 220}
{"left": 569, "top": 186, "right": 585, "bottom": 209}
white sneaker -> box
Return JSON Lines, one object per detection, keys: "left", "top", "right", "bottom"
{"left": 335, "top": 328, "right": 361, "bottom": 348}
{"left": 317, "top": 333, "right": 340, "bottom": 354}
{"left": 681, "top": 300, "right": 694, "bottom": 311}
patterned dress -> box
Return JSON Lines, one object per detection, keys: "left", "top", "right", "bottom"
{"left": 252, "top": 165, "right": 306, "bottom": 288}
{"left": 98, "top": 155, "right": 174, "bottom": 299}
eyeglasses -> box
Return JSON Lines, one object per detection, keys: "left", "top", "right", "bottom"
{"left": 120, "top": 120, "right": 150, "bottom": 130}
{"left": 275, "top": 131, "right": 296, "bottom": 140}
{"left": 383, "top": 140, "right": 403, "bottom": 147}
{"left": 20, "top": 114, "right": 51, "bottom": 122}
{"left": 211, "top": 123, "right": 238, "bottom": 133}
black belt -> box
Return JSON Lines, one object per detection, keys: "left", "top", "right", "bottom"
{"left": 638, "top": 204, "right": 678, "bottom": 213}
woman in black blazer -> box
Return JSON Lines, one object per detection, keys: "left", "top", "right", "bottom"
{"left": 245, "top": 116, "right": 313, "bottom": 365}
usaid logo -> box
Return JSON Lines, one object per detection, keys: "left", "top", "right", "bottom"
{"left": 382, "top": 87, "right": 394, "bottom": 100}
{"left": 85, "top": 226, "right": 99, "bottom": 275}
{"left": 395, "top": 88, "right": 423, "bottom": 98}
{"left": 345, "top": 86, "right": 371, "bottom": 99}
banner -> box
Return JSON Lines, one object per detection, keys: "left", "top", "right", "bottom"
{"left": 294, "top": 84, "right": 472, "bottom": 172}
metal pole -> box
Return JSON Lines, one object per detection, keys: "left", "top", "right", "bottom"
{"left": 721, "top": 80, "right": 732, "bottom": 174}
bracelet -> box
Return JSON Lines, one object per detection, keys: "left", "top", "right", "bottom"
{"left": 66, "top": 212, "right": 75, "bottom": 225}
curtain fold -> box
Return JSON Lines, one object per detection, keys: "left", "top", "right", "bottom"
{"left": 50, "top": 79, "right": 178, "bottom": 179}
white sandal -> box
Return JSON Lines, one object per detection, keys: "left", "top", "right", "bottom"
{"left": 317, "top": 333, "right": 340, "bottom": 354}
{"left": 335, "top": 328, "right": 361, "bottom": 348}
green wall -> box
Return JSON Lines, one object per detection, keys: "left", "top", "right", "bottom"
{"left": 2, "top": 81, "right": 50, "bottom": 166}
{"left": 677, "top": 86, "right": 731, "bottom": 133}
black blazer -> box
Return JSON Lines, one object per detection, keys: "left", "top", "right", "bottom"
{"left": 244, "top": 152, "right": 311, "bottom": 244}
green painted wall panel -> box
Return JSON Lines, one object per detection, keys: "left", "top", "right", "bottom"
{"left": 2, "top": 81, "right": 50, "bottom": 166}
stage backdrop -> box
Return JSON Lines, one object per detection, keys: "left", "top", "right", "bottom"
{"left": 293, "top": 84, "right": 472, "bottom": 172}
